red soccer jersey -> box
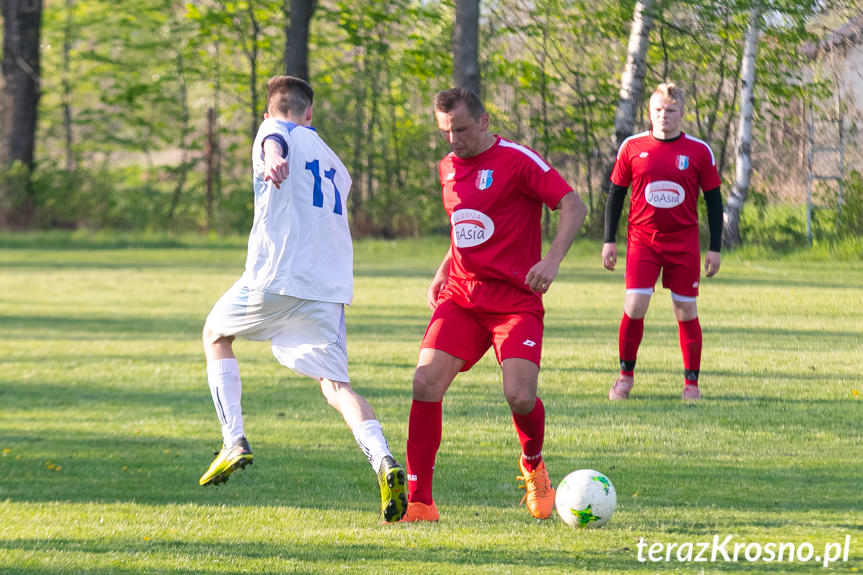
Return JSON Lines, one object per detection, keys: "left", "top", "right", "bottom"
{"left": 610, "top": 131, "right": 721, "bottom": 236}
{"left": 439, "top": 136, "right": 572, "bottom": 292}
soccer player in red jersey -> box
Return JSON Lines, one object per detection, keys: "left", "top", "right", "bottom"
{"left": 400, "top": 88, "right": 587, "bottom": 522}
{"left": 602, "top": 82, "right": 723, "bottom": 401}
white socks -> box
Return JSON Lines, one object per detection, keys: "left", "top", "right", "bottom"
{"left": 207, "top": 361, "right": 392, "bottom": 471}
{"left": 207, "top": 357, "right": 245, "bottom": 447}
{"left": 352, "top": 419, "right": 392, "bottom": 473}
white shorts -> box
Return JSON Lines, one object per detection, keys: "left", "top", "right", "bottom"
{"left": 205, "top": 280, "right": 349, "bottom": 382}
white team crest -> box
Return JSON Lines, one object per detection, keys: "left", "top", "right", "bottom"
{"left": 645, "top": 180, "right": 685, "bottom": 208}
{"left": 475, "top": 169, "right": 494, "bottom": 190}
{"left": 677, "top": 155, "right": 690, "bottom": 170}
{"left": 451, "top": 209, "right": 495, "bottom": 247}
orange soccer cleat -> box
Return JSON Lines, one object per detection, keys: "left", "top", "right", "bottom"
{"left": 517, "top": 458, "right": 555, "bottom": 519}
{"left": 399, "top": 500, "right": 440, "bottom": 523}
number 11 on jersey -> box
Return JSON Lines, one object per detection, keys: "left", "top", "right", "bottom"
{"left": 305, "top": 159, "right": 343, "bottom": 215}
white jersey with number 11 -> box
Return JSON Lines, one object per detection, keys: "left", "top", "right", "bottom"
{"left": 243, "top": 118, "right": 353, "bottom": 305}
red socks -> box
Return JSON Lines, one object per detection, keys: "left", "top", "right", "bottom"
{"left": 406, "top": 399, "right": 442, "bottom": 505}
{"left": 407, "top": 397, "right": 549, "bottom": 501}
{"left": 619, "top": 313, "right": 644, "bottom": 376}
{"left": 512, "top": 397, "right": 545, "bottom": 472}
{"left": 678, "top": 317, "right": 702, "bottom": 385}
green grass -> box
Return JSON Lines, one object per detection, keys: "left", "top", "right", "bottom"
{"left": 1, "top": 234, "right": 861, "bottom": 574}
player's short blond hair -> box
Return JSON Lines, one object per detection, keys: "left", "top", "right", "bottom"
{"left": 653, "top": 83, "right": 685, "bottom": 109}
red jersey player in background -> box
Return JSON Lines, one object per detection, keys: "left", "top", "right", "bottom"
{"left": 602, "top": 82, "right": 723, "bottom": 401}
{"left": 400, "top": 88, "right": 587, "bottom": 522}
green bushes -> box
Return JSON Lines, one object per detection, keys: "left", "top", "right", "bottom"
{"left": 838, "top": 170, "right": 863, "bottom": 238}
{"left": 4, "top": 158, "right": 861, "bottom": 257}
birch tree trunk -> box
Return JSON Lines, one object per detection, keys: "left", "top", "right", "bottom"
{"left": 453, "top": 0, "right": 480, "bottom": 95}
{"left": 602, "top": 0, "right": 654, "bottom": 196}
{"left": 722, "top": 4, "right": 761, "bottom": 249}
{"left": 613, "top": 0, "right": 654, "bottom": 150}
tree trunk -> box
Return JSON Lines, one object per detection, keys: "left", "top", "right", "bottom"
{"left": 284, "top": 0, "right": 316, "bottom": 79}
{"left": 61, "top": 0, "right": 75, "bottom": 172}
{"left": 205, "top": 107, "right": 217, "bottom": 233}
{"left": 613, "top": 0, "right": 654, "bottom": 151}
{"left": 453, "top": 0, "right": 480, "bottom": 95}
{"left": 602, "top": 0, "right": 654, "bottom": 199}
{"left": 167, "top": 46, "right": 191, "bottom": 223}
{"left": 0, "top": 0, "right": 43, "bottom": 227}
{"left": 722, "top": 4, "right": 760, "bottom": 250}
{"left": 247, "top": 2, "right": 260, "bottom": 142}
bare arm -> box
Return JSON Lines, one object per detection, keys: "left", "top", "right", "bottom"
{"left": 525, "top": 191, "right": 587, "bottom": 293}
{"left": 427, "top": 250, "right": 452, "bottom": 310}
{"left": 602, "top": 183, "right": 629, "bottom": 271}
{"left": 262, "top": 138, "right": 289, "bottom": 188}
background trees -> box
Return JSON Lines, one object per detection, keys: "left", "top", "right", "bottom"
{"left": 0, "top": 0, "right": 859, "bottom": 244}
{"left": 1, "top": 0, "right": 43, "bottom": 227}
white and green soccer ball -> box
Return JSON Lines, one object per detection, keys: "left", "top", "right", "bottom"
{"left": 555, "top": 469, "right": 617, "bottom": 528}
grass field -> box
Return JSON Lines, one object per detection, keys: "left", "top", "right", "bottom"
{"left": 1, "top": 233, "right": 861, "bottom": 574}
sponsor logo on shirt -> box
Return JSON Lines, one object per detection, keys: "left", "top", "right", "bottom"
{"left": 451, "top": 209, "right": 495, "bottom": 248}
{"left": 639, "top": 152, "right": 649, "bottom": 158}
{"left": 644, "top": 180, "right": 685, "bottom": 208}
{"left": 445, "top": 172, "right": 455, "bottom": 181}
{"left": 522, "top": 339, "right": 537, "bottom": 347}
{"left": 475, "top": 169, "right": 494, "bottom": 190}
{"left": 677, "top": 155, "right": 690, "bottom": 170}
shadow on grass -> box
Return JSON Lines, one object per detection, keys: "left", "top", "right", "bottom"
{"left": 0, "top": 525, "right": 855, "bottom": 575}
{"left": 544, "top": 319, "right": 863, "bottom": 347}
{"left": 0, "top": 537, "right": 590, "bottom": 574}
{"left": 1, "top": 314, "right": 201, "bottom": 339}
{"left": 1, "top": 395, "right": 860, "bottom": 515}
{"left": 2, "top": 308, "right": 430, "bottom": 343}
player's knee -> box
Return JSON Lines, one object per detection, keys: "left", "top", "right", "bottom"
{"left": 320, "top": 378, "right": 348, "bottom": 401}
{"left": 412, "top": 367, "right": 446, "bottom": 401}
{"left": 411, "top": 368, "right": 431, "bottom": 393}
{"left": 504, "top": 389, "right": 536, "bottom": 414}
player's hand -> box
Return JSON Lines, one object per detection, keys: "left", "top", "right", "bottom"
{"left": 264, "top": 155, "right": 289, "bottom": 189}
{"left": 602, "top": 243, "right": 617, "bottom": 271}
{"left": 427, "top": 274, "right": 447, "bottom": 310}
{"left": 704, "top": 250, "right": 721, "bottom": 277}
{"left": 525, "top": 258, "right": 560, "bottom": 294}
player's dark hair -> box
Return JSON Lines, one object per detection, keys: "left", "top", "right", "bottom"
{"left": 434, "top": 88, "right": 486, "bottom": 120}
{"left": 267, "top": 75, "right": 314, "bottom": 117}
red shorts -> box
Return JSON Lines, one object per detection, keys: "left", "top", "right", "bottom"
{"left": 625, "top": 227, "right": 701, "bottom": 297}
{"left": 421, "top": 279, "right": 544, "bottom": 371}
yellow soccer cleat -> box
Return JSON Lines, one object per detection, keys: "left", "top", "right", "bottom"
{"left": 377, "top": 456, "right": 408, "bottom": 522}
{"left": 199, "top": 437, "right": 253, "bottom": 486}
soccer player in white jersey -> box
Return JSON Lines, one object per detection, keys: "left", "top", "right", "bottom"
{"left": 199, "top": 75, "right": 407, "bottom": 523}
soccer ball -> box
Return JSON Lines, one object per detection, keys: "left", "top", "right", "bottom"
{"left": 555, "top": 469, "right": 617, "bottom": 528}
